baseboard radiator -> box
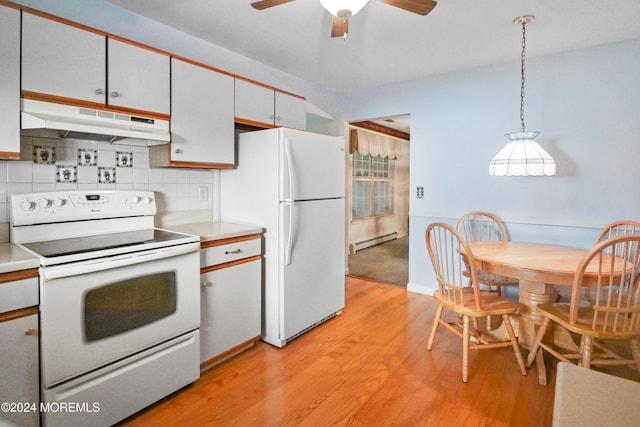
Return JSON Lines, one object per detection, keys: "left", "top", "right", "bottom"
{"left": 352, "top": 232, "right": 397, "bottom": 252}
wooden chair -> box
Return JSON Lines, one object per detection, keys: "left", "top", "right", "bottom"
{"left": 556, "top": 220, "right": 640, "bottom": 303}
{"left": 425, "top": 222, "right": 527, "bottom": 383}
{"left": 456, "top": 211, "right": 519, "bottom": 296}
{"left": 526, "top": 235, "right": 640, "bottom": 379}
{"left": 596, "top": 220, "right": 640, "bottom": 243}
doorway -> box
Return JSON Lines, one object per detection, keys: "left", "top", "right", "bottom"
{"left": 345, "top": 114, "right": 410, "bottom": 286}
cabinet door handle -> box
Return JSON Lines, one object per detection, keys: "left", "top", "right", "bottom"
{"left": 175, "top": 148, "right": 184, "bottom": 154}
{"left": 25, "top": 328, "right": 36, "bottom": 336}
{"left": 225, "top": 249, "right": 242, "bottom": 255}
{"left": 276, "top": 116, "right": 281, "bottom": 121}
{"left": 95, "top": 88, "right": 105, "bottom": 95}
{"left": 201, "top": 281, "right": 213, "bottom": 288}
{"left": 110, "top": 91, "right": 121, "bottom": 98}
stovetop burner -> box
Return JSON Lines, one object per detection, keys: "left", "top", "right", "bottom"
{"left": 21, "top": 229, "right": 191, "bottom": 258}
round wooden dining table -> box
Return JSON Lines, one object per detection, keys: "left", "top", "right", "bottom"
{"left": 467, "top": 241, "right": 592, "bottom": 348}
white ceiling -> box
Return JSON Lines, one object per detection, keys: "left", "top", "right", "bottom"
{"left": 107, "top": 0, "right": 640, "bottom": 95}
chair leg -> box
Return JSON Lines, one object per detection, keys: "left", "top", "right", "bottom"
{"left": 503, "top": 314, "right": 527, "bottom": 376}
{"left": 526, "top": 317, "right": 552, "bottom": 368}
{"left": 630, "top": 338, "right": 640, "bottom": 375}
{"left": 580, "top": 335, "right": 593, "bottom": 369}
{"left": 462, "top": 315, "right": 470, "bottom": 383}
{"left": 427, "top": 305, "right": 443, "bottom": 351}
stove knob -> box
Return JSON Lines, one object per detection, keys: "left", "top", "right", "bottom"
{"left": 142, "top": 196, "right": 153, "bottom": 205}
{"left": 21, "top": 201, "right": 36, "bottom": 211}
{"left": 53, "top": 198, "right": 65, "bottom": 207}
{"left": 38, "top": 198, "right": 52, "bottom": 208}
{"left": 131, "top": 196, "right": 140, "bottom": 204}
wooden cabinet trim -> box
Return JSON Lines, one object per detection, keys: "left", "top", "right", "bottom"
{"left": 234, "top": 117, "right": 276, "bottom": 129}
{"left": 200, "top": 234, "right": 262, "bottom": 249}
{"left": 0, "top": 268, "right": 39, "bottom": 284}
{"left": 201, "top": 255, "right": 262, "bottom": 274}
{"left": 0, "top": 306, "right": 38, "bottom": 323}
{"left": 166, "top": 160, "right": 235, "bottom": 170}
{"left": 0, "top": 151, "right": 20, "bottom": 160}
{"left": 235, "top": 76, "right": 306, "bottom": 100}
{"left": 21, "top": 90, "right": 170, "bottom": 120}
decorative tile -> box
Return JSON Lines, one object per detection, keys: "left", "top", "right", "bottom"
{"left": 33, "top": 145, "right": 56, "bottom": 164}
{"left": 98, "top": 167, "right": 116, "bottom": 184}
{"left": 116, "top": 151, "right": 133, "bottom": 167}
{"left": 78, "top": 148, "right": 98, "bottom": 166}
{"left": 56, "top": 165, "right": 77, "bottom": 183}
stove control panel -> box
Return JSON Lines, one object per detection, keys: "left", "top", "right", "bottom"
{"left": 11, "top": 190, "right": 157, "bottom": 226}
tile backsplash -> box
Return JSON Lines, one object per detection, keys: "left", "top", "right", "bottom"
{"left": 0, "top": 130, "right": 215, "bottom": 225}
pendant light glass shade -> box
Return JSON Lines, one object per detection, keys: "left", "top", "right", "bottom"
{"left": 320, "top": 0, "right": 369, "bottom": 17}
{"left": 489, "top": 131, "right": 556, "bottom": 176}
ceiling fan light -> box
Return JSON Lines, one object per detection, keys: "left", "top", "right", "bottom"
{"left": 320, "top": 0, "right": 369, "bottom": 17}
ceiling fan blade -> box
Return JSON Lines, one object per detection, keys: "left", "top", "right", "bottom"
{"left": 331, "top": 15, "right": 349, "bottom": 38}
{"left": 376, "top": 0, "right": 437, "bottom": 16}
{"left": 251, "top": 0, "right": 296, "bottom": 11}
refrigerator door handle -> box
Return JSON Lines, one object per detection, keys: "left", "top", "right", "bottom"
{"left": 284, "top": 137, "right": 294, "bottom": 202}
{"left": 285, "top": 201, "right": 294, "bottom": 265}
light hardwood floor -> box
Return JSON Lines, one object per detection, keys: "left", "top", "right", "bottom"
{"left": 119, "top": 276, "right": 557, "bottom": 426}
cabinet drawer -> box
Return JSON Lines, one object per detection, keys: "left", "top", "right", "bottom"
{"left": 0, "top": 277, "right": 39, "bottom": 314}
{"left": 201, "top": 238, "right": 261, "bottom": 267}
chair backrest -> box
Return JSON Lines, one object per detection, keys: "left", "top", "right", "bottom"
{"left": 595, "top": 220, "right": 640, "bottom": 243}
{"left": 456, "top": 211, "right": 509, "bottom": 243}
{"left": 569, "top": 235, "right": 640, "bottom": 333}
{"left": 425, "top": 222, "right": 483, "bottom": 310}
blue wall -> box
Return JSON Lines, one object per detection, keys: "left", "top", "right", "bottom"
{"left": 339, "top": 38, "right": 640, "bottom": 294}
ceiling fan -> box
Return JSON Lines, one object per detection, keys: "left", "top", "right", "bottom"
{"left": 251, "top": 0, "right": 437, "bottom": 38}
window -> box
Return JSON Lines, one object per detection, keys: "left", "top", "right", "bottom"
{"left": 352, "top": 152, "right": 393, "bottom": 219}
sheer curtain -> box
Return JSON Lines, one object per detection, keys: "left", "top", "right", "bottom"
{"left": 349, "top": 129, "right": 403, "bottom": 160}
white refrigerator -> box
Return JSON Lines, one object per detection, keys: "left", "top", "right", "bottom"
{"left": 221, "top": 127, "right": 345, "bottom": 347}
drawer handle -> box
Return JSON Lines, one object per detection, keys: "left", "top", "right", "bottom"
{"left": 225, "top": 249, "right": 242, "bottom": 255}
{"left": 201, "top": 281, "right": 213, "bottom": 288}
{"left": 25, "top": 328, "right": 36, "bottom": 336}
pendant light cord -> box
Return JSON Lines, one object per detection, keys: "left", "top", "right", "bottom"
{"left": 519, "top": 20, "right": 527, "bottom": 133}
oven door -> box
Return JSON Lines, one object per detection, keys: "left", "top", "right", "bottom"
{"left": 39, "top": 242, "right": 200, "bottom": 388}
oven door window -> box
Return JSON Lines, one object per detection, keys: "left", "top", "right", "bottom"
{"left": 84, "top": 272, "right": 177, "bottom": 342}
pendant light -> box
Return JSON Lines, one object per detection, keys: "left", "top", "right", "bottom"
{"left": 489, "top": 15, "right": 556, "bottom": 177}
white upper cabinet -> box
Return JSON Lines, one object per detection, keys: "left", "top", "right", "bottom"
{"left": 22, "top": 13, "right": 106, "bottom": 105}
{"left": 0, "top": 5, "right": 20, "bottom": 159}
{"left": 151, "top": 58, "right": 234, "bottom": 167}
{"left": 107, "top": 39, "right": 170, "bottom": 114}
{"left": 21, "top": 13, "right": 170, "bottom": 115}
{"left": 235, "top": 79, "right": 306, "bottom": 130}
{"left": 275, "top": 91, "right": 307, "bottom": 130}
{"left": 234, "top": 79, "right": 275, "bottom": 126}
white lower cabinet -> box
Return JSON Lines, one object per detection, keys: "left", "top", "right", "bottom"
{"left": 200, "top": 235, "right": 262, "bottom": 369}
{"left": 0, "top": 313, "right": 39, "bottom": 427}
{"left": 0, "top": 269, "right": 39, "bottom": 427}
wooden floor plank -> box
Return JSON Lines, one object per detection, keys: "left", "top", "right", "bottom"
{"left": 118, "top": 277, "right": 564, "bottom": 426}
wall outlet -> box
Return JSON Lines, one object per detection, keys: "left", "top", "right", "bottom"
{"left": 416, "top": 186, "right": 424, "bottom": 199}
{"left": 199, "top": 186, "right": 208, "bottom": 202}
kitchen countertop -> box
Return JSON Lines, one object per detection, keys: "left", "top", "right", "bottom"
{"left": 0, "top": 243, "right": 40, "bottom": 274}
{"left": 162, "top": 221, "right": 264, "bottom": 242}
{"left": 552, "top": 362, "right": 640, "bottom": 426}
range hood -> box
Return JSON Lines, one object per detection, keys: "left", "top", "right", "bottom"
{"left": 21, "top": 99, "right": 170, "bottom": 145}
